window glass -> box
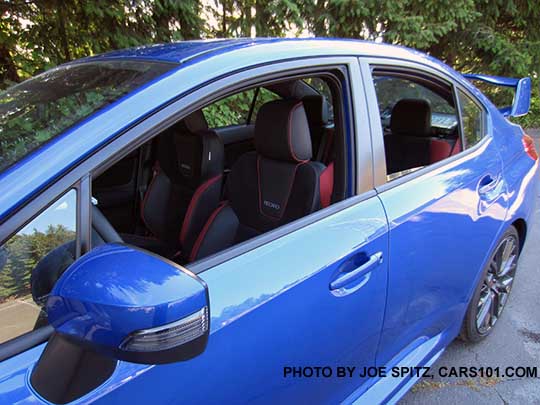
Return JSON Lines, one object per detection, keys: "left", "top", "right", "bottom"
{"left": 203, "top": 89, "right": 257, "bottom": 128}
{"left": 373, "top": 74, "right": 459, "bottom": 180}
{"left": 203, "top": 87, "right": 281, "bottom": 128}
{"left": 303, "top": 77, "right": 334, "bottom": 123}
{"left": 458, "top": 91, "right": 484, "bottom": 148}
{"left": 374, "top": 76, "right": 456, "bottom": 129}
{"left": 0, "top": 190, "right": 77, "bottom": 344}
{"left": 0, "top": 61, "right": 174, "bottom": 173}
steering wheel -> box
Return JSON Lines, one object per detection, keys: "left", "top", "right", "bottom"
{"left": 30, "top": 203, "right": 122, "bottom": 310}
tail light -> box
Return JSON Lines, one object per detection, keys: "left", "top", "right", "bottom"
{"left": 522, "top": 134, "right": 538, "bottom": 161}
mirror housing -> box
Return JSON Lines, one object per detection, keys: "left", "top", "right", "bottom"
{"left": 47, "top": 243, "right": 209, "bottom": 364}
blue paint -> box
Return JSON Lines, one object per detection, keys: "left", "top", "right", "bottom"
{"left": 47, "top": 243, "right": 207, "bottom": 349}
{"left": 463, "top": 73, "right": 532, "bottom": 117}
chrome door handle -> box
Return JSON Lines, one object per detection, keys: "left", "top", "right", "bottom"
{"left": 329, "top": 252, "right": 383, "bottom": 290}
{"left": 478, "top": 174, "right": 497, "bottom": 195}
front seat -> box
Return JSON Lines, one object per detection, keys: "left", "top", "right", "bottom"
{"left": 186, "top": 99, "right": 325, "bottom": 262}
{"left": 124, "top": 111, "right": 224, "bottom": 258}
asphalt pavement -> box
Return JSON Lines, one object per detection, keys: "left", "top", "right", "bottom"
{"left": 400, "top": 129, "right": 540, "bottom": 404}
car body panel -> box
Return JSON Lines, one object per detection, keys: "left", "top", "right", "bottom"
{"left": 0, "top": 195, "right": 389, "bottom": 404}
{"left": 375, "top": 136, "right": 508, "bottom": 367}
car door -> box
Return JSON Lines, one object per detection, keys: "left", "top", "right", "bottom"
{"left": 361, "top": 59, "right": 508, "bottom": 367}
{"left": 0, "top": 58, "right": 389, "bottom": 404}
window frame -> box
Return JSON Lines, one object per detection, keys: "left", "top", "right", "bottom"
{"left": 91, "top": 58, "right": 366, "bottom": 274}
{"left": 455, "top": 87, "right": 487, "bottom": 150}
{"left": 87, "top": 57, "right": 369, "bottom": 274}
{"left": 0, "top": 57, "right": 368, "bottom": 358}
{"left": 361, "top": 57, "right": 492, "bottom": 190}
{"left": 0, "top": 181, "right": 87, "bottom": 361}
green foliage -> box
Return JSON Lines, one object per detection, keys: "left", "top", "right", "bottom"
{"left": 0, "top": 60, "right": 171, "bottom": 171}
{"left": 0, "top": 225, "right": 75, "bottom": 303}
{"left": 1, "top": 0, "right": 538, "bottom": 127}
{"left": 203, "top": 89, "right": 256, "bottom": 127}
{"left": 202, "top": 87, "right": 279, "bottom": 127}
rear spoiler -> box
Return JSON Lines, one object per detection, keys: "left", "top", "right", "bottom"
{"left": 463, "top": 73, "right": 531, "bottom": 117}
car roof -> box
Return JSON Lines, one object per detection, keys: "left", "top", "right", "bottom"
{"left": 0, "top": 38, "right": 471, "bottom": 223}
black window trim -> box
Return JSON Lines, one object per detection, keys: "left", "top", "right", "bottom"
{"left": 246, "top": 86, "right": 260, "bottom": 124}
{"left": 455, "top": 87, "right": 488, "bottom": 149}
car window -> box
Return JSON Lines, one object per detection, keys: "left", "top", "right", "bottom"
{"left": 0, "top": 60, "right": 174, "bottom": 174}
{"left": 458, "top": 90, "right": 484, "bottom": 148}
{"left": 203, "top": 89, "right": 256, "bottom": 128}
{"left": 0, "top": 189, "right": 77, "bottom": 344}
{"left": 374, "top": 76, "right": 456, "bottom": 129}
{"left": 203, "top": 87, "right": 280, "bottom": 128}
{"left": 373, "top": 73, "right": 460, "bottom": 180}
{"left": 303, "top": 77, "right": 334, "bottom": 123}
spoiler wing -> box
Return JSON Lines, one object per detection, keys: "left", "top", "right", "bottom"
{"left": 463, "top": 73, "right": 531, "bottom": 117}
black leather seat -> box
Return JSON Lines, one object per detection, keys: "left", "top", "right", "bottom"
{"left": 302, "top": 95, "right": 331, "bottom": 162}
{"left": 124, "top": 111, "right": 224, "bottom": 258}
{"left": 186, "top": 99, "right": 326, "bottom": 262}
{"left": 384, "top": 98, "right": 433, "bottom": 174}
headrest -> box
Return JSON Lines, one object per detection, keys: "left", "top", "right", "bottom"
{"left": 183, "top": 109, "right": 208, "bottom": 133}
{"left": 302, "top": 95, "right": 330, "bottom": 127}
{"left": 176, "top": 129, "right": 224, "bottom": 187}
{"left": 254, "top": 99, "right": 313, "bottom": 162}
{"left": 390, "top": 99, "right": 432, "bottom": 137}
{"left": 158, "top": 120, "right": 223, "bottom": 188}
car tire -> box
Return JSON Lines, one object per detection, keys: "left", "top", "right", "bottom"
{"left": 460, "top": 225, "right": 520, "bottom": 342}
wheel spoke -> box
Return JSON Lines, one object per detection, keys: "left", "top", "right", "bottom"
{"left": 499, "top": 253, "right": 517, "bottom": 277}
{"left": 476, "top": 290, "right": 492, "bottom": 331}
{"left": 489, "top": 291, "right": 498, "bottom": 326}
{"left": 497, "top": 274, "right": 514, "bottom": 293}
{"left": 501, "top": 238, "right": 515, "bottom": 263}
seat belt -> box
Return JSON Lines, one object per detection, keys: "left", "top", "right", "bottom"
{"left": 134, "top": 142, "right": 155, "bottom": 234}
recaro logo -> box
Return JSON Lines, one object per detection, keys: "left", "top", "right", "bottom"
{"left": 263, "top": 200, "right": 281, "bottom": 210}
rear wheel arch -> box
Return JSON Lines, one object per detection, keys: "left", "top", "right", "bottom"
{"left": 511, "top": 218, "right": 527, "bottom": 251}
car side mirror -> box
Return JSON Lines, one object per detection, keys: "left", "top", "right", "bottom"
{"left": 46, "top": 243, "right": 209, "bottom": 364}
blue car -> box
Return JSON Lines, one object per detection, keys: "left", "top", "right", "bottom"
{"left": 0, "top": 38, "right": 538, "bottom": 404}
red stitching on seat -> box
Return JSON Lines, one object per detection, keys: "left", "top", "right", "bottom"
{"left": 179, "top": 174, "right": 223, "bottom": 245}
{"left": 288, "top": 102, "right": 309, "bottom": 163}
{"left": 189, "top": 201, "right": 228, "bottom": 262}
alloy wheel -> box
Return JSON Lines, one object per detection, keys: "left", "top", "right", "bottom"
{"left": 476, "top": 234, "right": 519, "bottom": 334}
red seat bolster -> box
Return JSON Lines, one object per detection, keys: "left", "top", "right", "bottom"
{"left": 319, "top": 162, "right": 334, "bottom": 209}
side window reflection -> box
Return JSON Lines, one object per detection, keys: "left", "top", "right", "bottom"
{"left": 0, "top": 189, "right": 77, "bottom": 344}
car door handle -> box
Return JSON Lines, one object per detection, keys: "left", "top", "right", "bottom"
{"left": 330, "top": 251, "right": 383, "bottom": 291}
{"left": 478, "top": 174, "right": 498, "bottom": 195}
